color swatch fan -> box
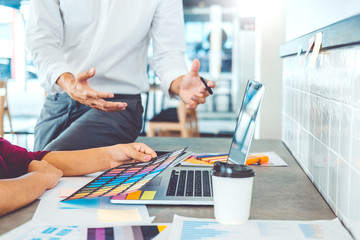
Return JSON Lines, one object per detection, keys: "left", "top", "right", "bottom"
{"left": 62, "top": 148, "right": 186, "bottom": 201}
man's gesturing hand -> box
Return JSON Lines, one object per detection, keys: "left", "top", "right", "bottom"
{"left": 170, "top": 59, "right": 216, "bottom": 110}
{"left": 57, "top": 68, "right": 127, "bottom": 112}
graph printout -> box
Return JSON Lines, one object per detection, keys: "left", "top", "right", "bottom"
{"left": 169, "top": 215, "right": 353, "bottom": 240}
{"left": 87, "top": 225, "right": 167, "bottom": 240}
{"left": 62, "top": 148, "right": 186, "bottom": 201}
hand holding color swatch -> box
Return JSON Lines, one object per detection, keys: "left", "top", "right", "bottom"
{"left": 62, "top": 148, "right": 186, "bottom": 201}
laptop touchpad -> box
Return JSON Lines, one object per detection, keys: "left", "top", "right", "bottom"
{"left": 147, "top": 177, "right": 162, "bottom": 186}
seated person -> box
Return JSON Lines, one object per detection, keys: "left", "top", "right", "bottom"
{"left": 0, "top": 138, "right": 156, "bottom": 217}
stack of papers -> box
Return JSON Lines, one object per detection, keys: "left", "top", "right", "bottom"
{"left": 168, "top": 215, "right": 353, "bottom": 240}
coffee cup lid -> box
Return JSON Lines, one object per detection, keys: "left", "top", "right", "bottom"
{"left": 212, "top": 161, "right": 255, "bottom": 178}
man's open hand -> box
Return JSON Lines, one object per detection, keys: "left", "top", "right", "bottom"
{"left": 57, "top": 68, "right": 127, "bottom": 112}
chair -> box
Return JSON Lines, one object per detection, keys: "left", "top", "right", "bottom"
{"left": 147, "top": 101, "right": 199, "bottom": 137}
{"left": 0, "top": 80, "right": 13, "bottom": 137}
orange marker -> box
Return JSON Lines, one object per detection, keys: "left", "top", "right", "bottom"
{"left": 245, "top": 154, "right": 269, "bottom": 165}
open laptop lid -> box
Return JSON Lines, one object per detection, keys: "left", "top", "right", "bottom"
{"left": 227, "top": 80, "right": 265, "bottom": 165}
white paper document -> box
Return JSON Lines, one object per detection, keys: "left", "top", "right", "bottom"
{"left": 0, "top": 222, "right": 80, "bottom": 240}
{"left": 256, "top": 152, "right": 288, "bottom": 167}
{"left": 168, "top": 215, "right": 353, "bottom": 240}
{"left": 180, "top": 152, "right": 287, "bottom": 167}
{"left": 1, "top": 222, "right": 170, "bottom": 240}
{"left": 32, "top": 175, "right": 154, "bottom": 226}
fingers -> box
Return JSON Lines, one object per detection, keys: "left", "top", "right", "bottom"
{"left": 124, "top": 143, "right": 157, "bottom": 162}
{"left": 190, "top": 59, "right": 200, "bottom": 75}
{"left": 85, "top": 99, "right": 127, "bottom": 112}
{"left": 205, "top": 80, "right": 216, "bottom": 88}
{"left": 69, "top": 68, "right": 122, "bottom": 111}
{"left": 185, "top": 101, "right": 199, "bottom": 110}
{"left": 191, "top": 78, "right": 216, "bottom": 107}
{"left": 74, "top": 68, "right": 114, "bottom": 99}
{"left": 199, "top": 87, "right": 210, "bottom": 97}
{"left": 70, "top": 82, "right": 126, "bottom": 112}
{"left": 77, "top": 67, "right": 96, "bottom": 82}
{"left": 134, "top": 143, "right": 157, "bottom": 159}
{"left": 185, "top": 82, "right": 210, "bottom": 109}
{"left": 125, "top": 149, "right": 152, "bottom": 162}
{"left": 191, "top": 95, "right": 206, "bottom": 104}
{"left": 185, "top": 94, "right": 207, "bottom": 109}
{"left": 83, "top": 90, "right": 114, "bottom": 100}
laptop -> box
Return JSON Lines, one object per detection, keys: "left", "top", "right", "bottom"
{"left": 110, "top": 80, "right": 265, "bottom": 205}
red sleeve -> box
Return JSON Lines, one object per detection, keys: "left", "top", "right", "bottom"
{"left": 0, "top": 138, "right": 50, "bottom": 179}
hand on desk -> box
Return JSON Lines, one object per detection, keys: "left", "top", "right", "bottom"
{"left": 42, "top": 142, "right": 157, "bottom": 176}
{"left": 56, "top": 68, "right": 127, "bottom": 112}
{"left": 171, "top": 59, "right": 216, "bottom": 109}
{"left": 0, "top": 160, "right": 63, "bottom": 217}
{"left": 108, "top": 143, "right": 158, "bottom": 167}
{"left": 0, "top": 140, "right": 156, "bottom": 217}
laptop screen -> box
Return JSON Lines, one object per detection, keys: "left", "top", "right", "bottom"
{"left": 227, "top": 80, "right": 265, "bottom": 165}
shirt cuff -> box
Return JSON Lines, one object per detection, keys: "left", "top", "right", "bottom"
{"left": 160, "top": 68, "right": 188, "bottom": 99}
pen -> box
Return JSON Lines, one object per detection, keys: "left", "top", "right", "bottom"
{"left": 200, "top": 76, "right": 213, "bottom": 95}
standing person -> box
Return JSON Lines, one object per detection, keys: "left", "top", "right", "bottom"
{"left": 26, "top": 0, "right": 215, "bottom": 151}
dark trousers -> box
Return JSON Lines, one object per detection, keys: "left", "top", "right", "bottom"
{"left": 34, "top": 93, "right": 143, "bottom": 151}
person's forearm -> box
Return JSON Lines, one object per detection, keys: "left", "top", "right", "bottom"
{"left": 0, "top": 173, "right": 49, "bottom": 217}
{"left": 42, "top": 146, "right": 113, "bottom": 176}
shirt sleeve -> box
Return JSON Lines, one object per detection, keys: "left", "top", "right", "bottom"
{"left": 0, "top": 138, "right": 50, "bottom": 179}
{"left": 150, "top": 0, "right": 188, "bottom": 99}
{"left": 25, "top": 0, "right": 74, "bottom": 94}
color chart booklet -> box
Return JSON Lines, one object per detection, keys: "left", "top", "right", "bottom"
{"left": 62, "top": 148, "right": 187, "bottom": 201}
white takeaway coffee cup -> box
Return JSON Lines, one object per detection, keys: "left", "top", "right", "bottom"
{"left": 212, "top": 161, "right": 255, "bottom": 224}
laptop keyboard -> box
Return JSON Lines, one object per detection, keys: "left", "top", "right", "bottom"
{"left": 166, "top": 170, "right": 213, "bottom": 197}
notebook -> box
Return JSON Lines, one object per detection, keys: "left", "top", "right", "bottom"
{"left": 110, "top": 80, "right": 265, "bottom": 205}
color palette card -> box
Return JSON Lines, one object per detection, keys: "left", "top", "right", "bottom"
{"left": 62, "top": 148, "right": 186, "bottom": 201}
{"left": 87, "top": 225, "right": 168, "bottom": 240}
{"left": 111, "top": 190, "right": 157, "bottom": 202}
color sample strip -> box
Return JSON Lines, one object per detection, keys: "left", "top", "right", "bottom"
{"left": 87, "top": 225, "right": 167, "bottom": 240}
{"left": 59, "top": 199, "right": 99, "bottom": 209}
{"left": 140, "top": 191, "right": 156, "bottom": 200}
{"left": 63, "top": 148, "right": 186, "bottom": 202}
{"left": 126, "top": 190, "right": 142, "bottom": 200}
{"left": 64, "top": 167, "right": 128, "bottom": 200}
{"left": 105, "top": 149, "right": 184, "bottom": 197}
{"left": 110, "top": 190, "right": 157, "bottom": 201}
{"left": 88, "top": 227, "right": 114, "bottom": 240}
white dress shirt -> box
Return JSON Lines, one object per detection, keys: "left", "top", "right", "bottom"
{"left": 26, "top": 0, "right": 188, "bottom": 96}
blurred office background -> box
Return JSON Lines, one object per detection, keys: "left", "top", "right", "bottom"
{"left": 0, "top": 0, "right": 266, "bottom": 149}
{"left": 0, "top": 0, "right": 358, "bottom": 148}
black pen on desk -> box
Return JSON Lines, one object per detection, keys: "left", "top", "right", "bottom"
{"left": 200, "top": 76, "right": 213, "bottom": 95}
